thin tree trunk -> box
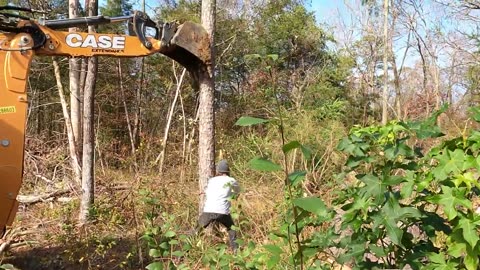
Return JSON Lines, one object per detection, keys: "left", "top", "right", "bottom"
{"left": 79, "top": 0, "right": 98, "bottom": 224}
{"left": 432, "top": 58, "right": 441, "bottom": 110}
{"left": 180, "top": 81, "right": 187, "bottom": 183}
{"left": 417, "top": 38, "right": 429, "bottom": 116}
{"left": 381, "top": 0, "right": 389, "bottom": 125}
{"left": 133, "top": 60, "right": 144, "bottom": 149}
{"left": 198, "top": 0, "right": 217, "bottom": 211}
{"left": 79, "top": 58, "right": 88, "bottom": 93}
{"left": 392, "top": 56, "right": 401, "bottom": 120}
{"left": 187, "top": 104, "right": 200, "bottom": 165}
{"left": 117, "top": 59, "right": 136, "bottom": 157}
{"left": 53, "top": 58, "right": 82, "bottom": 185}
{"left": 156, "top": 67, "right": 187, "bottom": 174}
{"left": 69, "top": 0, "right": 82, "bottom": 151}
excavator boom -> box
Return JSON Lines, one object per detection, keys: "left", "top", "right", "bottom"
{"left": 0, "top": 7, "right": 210, "bottom": 234}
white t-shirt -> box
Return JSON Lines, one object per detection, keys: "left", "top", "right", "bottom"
{"left": 203, "top": 175, "right": 240, "bottom": 214}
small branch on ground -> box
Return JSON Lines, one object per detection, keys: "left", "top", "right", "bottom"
{"left": 17, "top": 189, "right": 70, "bottom": 204}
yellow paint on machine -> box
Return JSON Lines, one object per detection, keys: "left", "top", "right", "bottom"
{"left": 0, "top": 106, "right": 16, "bottom": 114}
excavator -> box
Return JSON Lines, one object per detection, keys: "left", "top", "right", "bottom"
{"left": 0, "top": 6, "right": 210, "bottom": 239}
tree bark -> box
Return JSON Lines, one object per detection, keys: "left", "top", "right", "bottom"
{"left": 53, "top": 59, "right": 82, "bottom": 185}
{"left": 198, "top": 0, "right": 216, "bottom": 211}
{"left": 79, "top": 0, "right": 98, "bottom": 224}
{"left": 381, "top": 0, "right": 389, "bottom": 125}
{"left": 69, "top": 0, "right": 82, "bottom": 151}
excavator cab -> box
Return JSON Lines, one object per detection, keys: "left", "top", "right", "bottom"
{"left": 0, "top": 6, "right": 210, "bottom": 237}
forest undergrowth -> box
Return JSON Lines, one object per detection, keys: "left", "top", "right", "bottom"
{"left": 3, "top": 108, "right": 480, "bottom": 270}
{"left": 0, "top": 165, "right": 286, "bottom": 269}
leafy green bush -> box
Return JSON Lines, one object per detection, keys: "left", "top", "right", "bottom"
{"left": 237, "top": 106, "right": 480, "bottom": 269}
{"left": 329, "top": 106, "right": 480, "bottom": 269}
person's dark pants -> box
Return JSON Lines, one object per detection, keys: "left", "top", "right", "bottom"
{"left": 198, "top": 212, "right": 238, "bottom": 250}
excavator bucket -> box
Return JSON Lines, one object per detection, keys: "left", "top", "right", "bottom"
{"left": 159, "top": 21, "right": 211, "bottom": 72}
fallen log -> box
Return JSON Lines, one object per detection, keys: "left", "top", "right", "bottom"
{"left": 17, "top": 189, "right": 70, "bottom": 204}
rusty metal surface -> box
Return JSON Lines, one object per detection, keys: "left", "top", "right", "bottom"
{"left": 172, "top": 21, "right": 211, "bottom": 65}
{"left": 160, "top": 21, "right": 211, "bottom": 73}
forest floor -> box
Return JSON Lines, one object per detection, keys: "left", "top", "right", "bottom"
{"left": 0, "top": 168, "right": 283, "bottom": 270}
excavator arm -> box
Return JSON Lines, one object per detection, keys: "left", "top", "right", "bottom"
{"left": 0, "top": 7, "right": 210, "bottom": 234}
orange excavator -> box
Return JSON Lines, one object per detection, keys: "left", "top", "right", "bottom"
{"left": 0, "top": 6, "right": 210, "bottom": 236}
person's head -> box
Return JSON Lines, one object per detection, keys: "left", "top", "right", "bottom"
{"left": 216, "top": 159, "right": 230, "bottom": 176}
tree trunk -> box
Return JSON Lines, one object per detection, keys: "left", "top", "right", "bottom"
{"left": 391, "top": 54, "right": 402, "bottom": 120}
{"left": 117, "top": 60, "right": 136, "bottom": 158}
{"left": 79, "top": 0, "right": 98, "bottom": 224}
{"left": 417, "top": 38, "right": 429, "bottom": 116}
{"left": 381, "top": 0, "right": 389, "bottom": 125}
{"left": 432, "top": 57, "right": 441, "bottom": 110}
{"left": 69, "top": 0, "right": 82, "bottom": 152}
{"left": 53, "top": 59, "right": 82, "bottom": 185}
{"left": 198, "top": 0, "right": 216, "bottom": 211}
{"left": 156, "top": 67, "right": 187, "bottom": 174}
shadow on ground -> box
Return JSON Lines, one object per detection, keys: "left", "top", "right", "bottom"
{"left": 2, "top": 237, "right": 144, "bottom": 270}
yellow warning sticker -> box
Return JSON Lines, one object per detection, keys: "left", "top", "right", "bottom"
{"left": 0, "top": 106, "right": 16, "bottom": 114}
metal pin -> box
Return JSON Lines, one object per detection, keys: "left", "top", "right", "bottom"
{"left": 1, "top": 140, "right": 10, "bottom": 147}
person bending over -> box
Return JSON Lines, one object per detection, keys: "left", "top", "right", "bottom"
{"left": 198, "top": 159, "right": 240, "bottom": 251}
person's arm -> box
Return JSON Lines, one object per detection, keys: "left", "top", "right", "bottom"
{"left": 231, "top": 179, "right": 241, "bottom": 196}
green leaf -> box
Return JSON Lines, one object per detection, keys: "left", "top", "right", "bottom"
{"left": 384, "top": 142, "right": 414, "bottom": 160}
{"left": 457, "top": 217, "right": 480, "bottom": 248}
{"left": 337, "top": 137, "right": 366, "bottom": 157}
{"left": 244, "top": 54, "right": 261, "bottom": 60}
{"left": 432, "top": 149, "right": 465, "bottom": 180}
{"left": 337, "top": 243, "right": 365, "bottom": 264}
{"left": 164, "top": 231, "right": 176, "bottom": 238}
{"left": 293, "top": 197, "right": 328, "bottom": 217}
{"left": 462, "top": 155, "right": 478, "bottom": 171}
{"left": 408, "top": 104, "right": 447, "bottom": 139}
{"left": 235, "top": 116, "right": 269, "bottom": 126}
{"left": 248, "top": 157, "right": 282, "bottom": 172}
{"left": 358, "top": 174, "right": 385, "bottom": 203}
{"left": 282, "top": 141, "right": 301, "bottom": 153}
{"left": 302, "top": 247, "right": 317, "bottom": 258}
{"left": 346, "top": 156, "right": 364, "bottom": 168}
{"left": 342, "top": 195, "right": 372, "bottom": 223}
{"left": 453, "top": 172, "right": 479, "bottom": 190}
{"left": 468, "top": 106, "right": 480, "bottom": 122}
{"left": 267, "top": 54, "right": 279, "bottom": 61}
{"left": 149, "top": 249, "right": 161, "bottom": 258}
{"left": 429, "top": 186, "right": 472, "bottom": 220}
{"left": 288, "top": 171, "right": 306, "bottom": 186}
{"left": 266, "top": 254, "right": 280, "bottom": 269}
{"left": 465, "top": 247, "right": 479, "bottom": 270}
{"left": 429, "top": 252, "right": 447, "bottom": 264}
{"left": 369, "top": 244, "right": 387, "bottom": 257}
{"left": 377, "top": 213, "right": 403, "bottom": 247}
{"left": 264, "top": 244, "right": 282, "bottom": 256}
{"left": 301, "top": 145, "right": 312, "bottom": 160}
{"left": 468, "top": 131, "right": 480, "bottom": 151}
{"left": 0, "top": 265, "right": 16, "bottom": 270}
{"left": 447, "top": 241, "right": 466, "bottom": 258}
{"left": 159, "top": 242, "right": 169, "bottom": 250}
{"left": 171, "top": 250, "right": 185, "bottom": 257}
{"left": 400, "top": 171, "right": 416, "bottom": 198}
{"left": 146, "top": 262, "right": 163, "bottom": 270}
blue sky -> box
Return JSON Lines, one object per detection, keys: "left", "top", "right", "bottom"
{"left": 309, "top": 0, "right": 346, "bottom": 23}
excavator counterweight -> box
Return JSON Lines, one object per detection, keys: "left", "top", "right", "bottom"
{"left": 0, "top": 7, "right": 210, "bottom": 236}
